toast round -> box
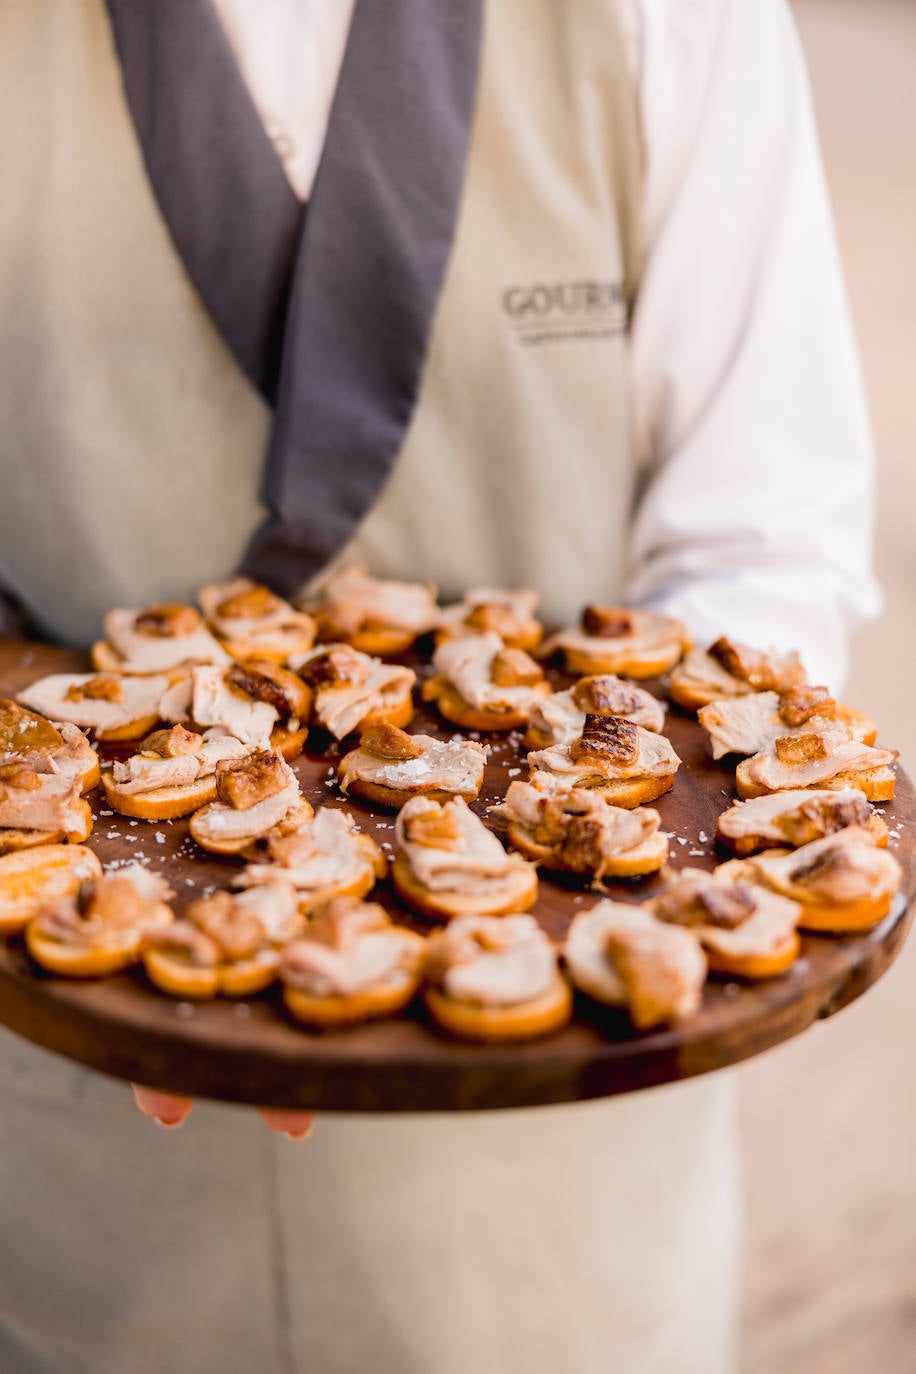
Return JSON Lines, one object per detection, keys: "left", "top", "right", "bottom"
{"left": 392, "top": 850, "right": 538, "bottom": 921}
{"left": 26, "top": 927, "right": 141, "bottom": 978}
{"left": 8, "top": 799, "right": 94, "bottom": 848}
{"left": 0, "top": 827, "right": 68, "bottom": 856}
{"left": 270, "top": 724, "right": 309, "bottom": 763}
{"left": 142, "top": 948, "right": 219, "bottom": 999}
{"left": 95, "top": 714, "right": 163, "bottom": 744}
{"left": 0, "top": 844, "right": 103, "bottom": 935}
{"left": 505, "top": 823, "right": 668, "bottom": 879}
{"left": 529, "top": 771, "right": 675, "bottom": 810}
{"left": 297, "top": 835, "right": 389, "bottom": 908}
{"left": 218, "top": 631, "right": 315, "bottom": 664}
{"left": 562, "top": 645, "right": 684, "bottom": 679}
{"left": 795, "top": 891, "right": 894, "bottom": 933}
{"left": 74, "top": 754, "right": 102, "bottom": 792}
{"left": 837, "top": 704, "right": 878, "bottom": 746}
{"left": 341, "top": 774, "right": 483, "bottom": 811}
{"left": 425, "top": 680, "right": 547, "bottom": 733}
{"left": 354, "top": 692, "right": 415, "bottom": 734}
{"left": 434, "top": 623, "right": 543, "bottom": 654}
{"left": 143, "top": 948, "right": 279, "bottom": 999}
{"left": 26, "top": 901, "right": 173, "bottom": 978}
{"left": 666, "top": 679, "right": 720, "bottom": 713}
{"left": 235, "top": 798, "right": 317, "bottom": 861}
{"left": 424, "top": 977, "right": 572, "bottom": 1042}
{"left": 704, "top": 931, "right": 801, "bottom": 980}
{"left": 523, "top": 724, "right": 557, "bottom": 751}
{"left": 715, "top": 810, "right": 889, "bottom": 858}
{"left": 735, "top": 763, "right": 896, "bottom": 803}
{"left": 316, "top": 620, "right": 418, "bottom": 658}
{"left": 102, "top": 772, "right": 218, "bottom": 822}
{"left": 63, "top": 800, "right": 93, "bottom": 843}
{"left": 89, "top": 640, "right": 128, "bottom": 674}
{"left": 189, "top": 798, "right": 304, "bottom": 856}
{"left": 293, "top": 864, "right": 382, "bottom": 915}
{"left": 219, "top": 957, "right": 280, "bottom": 998}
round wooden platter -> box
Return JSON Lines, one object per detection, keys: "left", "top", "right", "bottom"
{"left": 0, "top": 635, "right": 912, "bottom": 1112}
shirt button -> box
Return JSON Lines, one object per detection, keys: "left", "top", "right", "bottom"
{"left": 264, "top": 116, "right": 296, "bottom": 164}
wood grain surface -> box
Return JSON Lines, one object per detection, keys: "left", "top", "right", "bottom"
{"left": 0, "top": 635, "right": 912, "bottom": 1112}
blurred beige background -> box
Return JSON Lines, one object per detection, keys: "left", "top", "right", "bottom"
{"left": 742, "top": 3, "right": 916, "bottom": 1371}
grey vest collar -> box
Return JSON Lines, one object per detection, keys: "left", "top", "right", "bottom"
{"left": 106, "top": 0, "right": 303, "bottom": 400}
{"left": 107, "top": 0, "right": 484, "bottom": 594}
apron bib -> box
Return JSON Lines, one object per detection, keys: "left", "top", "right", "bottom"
{"left": 0, "top": 0, "right": 640, "bottom": 639}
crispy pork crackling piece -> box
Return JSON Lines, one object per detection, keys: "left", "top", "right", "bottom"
{"left": 226, "top": 660, "right": 311, "bottom": 725}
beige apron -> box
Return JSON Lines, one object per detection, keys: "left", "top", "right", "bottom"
{"left": 0, "top": 4, "right": 739, "bottom": 1371}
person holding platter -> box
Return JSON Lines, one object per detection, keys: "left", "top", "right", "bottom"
{"left": 0, "top": 2, "right": 878, "bottom": 1371}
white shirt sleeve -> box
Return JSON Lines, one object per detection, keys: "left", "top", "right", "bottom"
{"left": 620, "top": 0, "right": 881, "bottom": 691}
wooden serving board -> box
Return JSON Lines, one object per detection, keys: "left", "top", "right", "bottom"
{"left": 0, "top": 636, "right": 912, "bottom": 1112}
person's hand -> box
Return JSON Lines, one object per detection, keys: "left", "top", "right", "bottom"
{"left": 131, "top": 1085, "right": 314, "bottom": 1140}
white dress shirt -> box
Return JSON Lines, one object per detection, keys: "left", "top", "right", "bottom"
{"left": 213, "top": 0, "right": 880, "bottom": 690}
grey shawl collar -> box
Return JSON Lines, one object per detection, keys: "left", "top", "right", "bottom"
{"left": 107, "top": 0, "right": 484, "bottom": 592}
